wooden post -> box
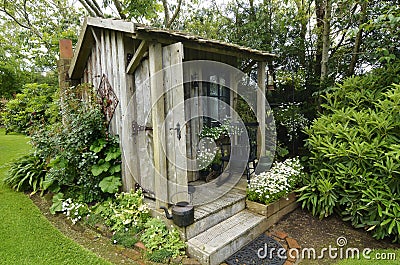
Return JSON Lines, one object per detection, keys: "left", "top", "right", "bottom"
{"left": 257, "top": 61, "right": 266, "bottom": 157}
{"left": 230, "top": 72, "right": 238, "bottom": 121}
{"left": 149, "top": 41, "right": 168, "bottom": 208}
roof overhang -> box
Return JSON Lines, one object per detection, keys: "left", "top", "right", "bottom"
{"left": 69, "top": 17, "right": 277, "bottom": 79}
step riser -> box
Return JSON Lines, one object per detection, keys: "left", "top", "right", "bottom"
{"left": 187, "top": 210, "right": 268, "bottom": 265}
{"left": 186, "top": 199, "right": 245, "bottom": 240}
{"left": 210, "top": 218, "right": 269, "bottom": 265}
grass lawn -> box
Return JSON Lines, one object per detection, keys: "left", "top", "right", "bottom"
{"left": 0, "top": 128, "right": 111, "bottom": 265}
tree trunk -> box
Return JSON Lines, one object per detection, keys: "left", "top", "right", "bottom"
{"left": 161, "top": 0, "right": 182, "bottom": 28}
{"left": 314, "top": 0, "right": 325, "bottom": 79}
{"left": 79, "top": 0, "right": 104, "bottom": 17}
{"left": 295, "top": 0, "right": 307, "bottom": 69}
{"left": 320, "top": 0, "right": 332, "bottom": 85}
{"left": 112, "top": 0, "right": 126, "bottom": 19}
{"left": 347, "top": 2, "right": 367, "bottom": 77}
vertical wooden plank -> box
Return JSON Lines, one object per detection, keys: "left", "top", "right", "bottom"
{"left": 163, "top": 45, "right": 176, "bottom": 201}
{"left": 188, "top": 62, "right": 200, "bottom": 181}
{"left": 110, "top": 30, "right": 121, "bottom": 135}
{"left": 183, "top": 64, "right": 192, "bottom": 182}
{"left": 104, "top": 30, "right": 117, "bottom": 135}
{"left": 116, "top": 32, "right": 136, "bottom": 191}
{"left": 163, "top": 42, "right": 188, "bottom": 203}
{"left": 95, "top": 32, "right": 103, "bottom": 90}
{"left": 100, "top": 28, "right": 107, "bottom": 87}
{"left": 90, "top": 46, "right": 96, "bottom": 88}
{"left": 87, "top": 55, "right": 92, "bottom": 85}
{"left": 135, "top": 60, "right": 155, "bottom": 194}
{"left": 230, "top": 71, "right": 238, "bottom": 121}
{"left": 257, "top": 61, "right": 266, "bottom": 157}
{"left": 198, "top": 66, "right": 204, "bottom": 137}
{"left": 83, "top": 63, "right": 88, "bottom": 83}
{"left": 149, "top": 42, "right": 168, "bottom": 208}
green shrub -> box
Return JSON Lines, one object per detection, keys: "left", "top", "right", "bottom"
{"left": 112, "top": 230, "right": 139, "bottom": 248}
{"left": 146, "top": 249, "right": 174, "bottom": 263}
{"left": 299, "top": 63, "right": 400, "bottom": 243}
{"left": 0, "top": 98, "right": 8, "bottom": 125}
{"left": 4, "top": 153, "right": 46, "bottom": 194}
{"left": 140, "top": 218, "right": 186, "bottom": 259}
{"left": 97, "top": 190, "right": 150, "bottom": 232}
{"left": 31, "top": 84, "right": 123, "bottom": 203}
{"left": 1, "top": 83, "right": 57, "bottom": 134}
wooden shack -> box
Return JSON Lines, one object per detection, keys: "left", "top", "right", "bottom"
{"left": 66, "top": 17, "right": 276, "bottom": 209}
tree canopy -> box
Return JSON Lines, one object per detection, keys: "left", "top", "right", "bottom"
{"left": 0, "top": 0, "right": 399, "bottom": 101}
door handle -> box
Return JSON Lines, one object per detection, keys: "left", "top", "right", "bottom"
{"left": 170, "top": 122, "right": 181, "bottom": 141}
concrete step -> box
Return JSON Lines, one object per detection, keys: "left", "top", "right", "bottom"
{"left": 187, "top": 210, "right": 267, "bottom": 265}
{"left": 185, "top": 189, "right": 246, "bottom": 240}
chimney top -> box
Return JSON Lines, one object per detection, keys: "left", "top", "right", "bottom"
{"left": 59, "top": 39, "right": 73, "bottom": 59}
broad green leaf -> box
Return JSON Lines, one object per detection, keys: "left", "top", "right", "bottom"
{"left": 50, "top": 193, "right": 64, "bottom": 215}
{"left": 91, "top": 161, "right": 111, "bottom": 176}
{"left": 99, "top": 176, "right": 122, "bottom": 193}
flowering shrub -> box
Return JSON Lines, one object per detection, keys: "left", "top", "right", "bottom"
{"left": 62, "top": 198, "right": 89, "bottom": 224}
{"left": 247, "top": 157, "right": 303, "bottom": 204}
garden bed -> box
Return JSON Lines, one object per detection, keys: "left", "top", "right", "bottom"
{"left": 246, "top": 192, "right": 298, "bottom": 226}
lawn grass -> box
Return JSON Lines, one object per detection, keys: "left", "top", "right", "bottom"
{"left": 0, "top": 128, "right": 111, "bottom": 265}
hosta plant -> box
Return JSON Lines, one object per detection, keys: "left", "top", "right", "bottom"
{"left": 4, "top": 153, "right": 46, "bottom": 194}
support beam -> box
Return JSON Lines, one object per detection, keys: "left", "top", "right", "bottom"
{"left": 257, "top": 62, "right": 266, "bottom": 157}
{"left": 149, "top": 42, "right": 168, "bottom": 208}
{"left": 126, "top": 40, "right": 148, "bottom": 74}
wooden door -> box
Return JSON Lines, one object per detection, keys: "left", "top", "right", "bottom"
{"left": 162, "top": 43, "right": 189, "bottom": 204}
{"left": 133, "top": 59, "right": 155, "bottom": 196}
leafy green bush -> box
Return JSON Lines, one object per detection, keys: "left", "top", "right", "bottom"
{"left": 146, "top": 249, "right": 174, "bottom": 263}
{"left": 4, "top": 153, "right": 46, "bottom": 193}
{"left": 1, "top": 83, "right": 57, "bottom": 134}
{"left": 299, "top": 64, "right": 400, "bottom": 243}
{"left": 0, "top": 98, "right": 8, "bottom": 125}
{"left": 112, "top": 230, "right": 139, "bottom": 248}
{"left": 31, "top": 84, "right": 122, "bottom": 203}
{"left": 96, "top": 190, "right": 150, "bottom": 232}
{"left": 90, "top": 138, "right": 122, "bottom": 194}
{"left": 140, "top": 217, "right": 186, "bottom": 259}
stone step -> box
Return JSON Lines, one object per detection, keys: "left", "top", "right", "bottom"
{"left": 185, "top": 189, "right": 246, "bottom": 240}
{"left": 187, "top": 210, "right": 267, "bottom": 265}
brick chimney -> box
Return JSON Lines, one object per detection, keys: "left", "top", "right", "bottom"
{"left": 57, "top": 39, "right": 73, "bottom": 123}
{"left": 59, "top": 39, "right": 73, "bottom": 60}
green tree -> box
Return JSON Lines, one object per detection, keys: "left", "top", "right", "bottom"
{"left": 0, "top": 0, "right": 82, "bottom": 71}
